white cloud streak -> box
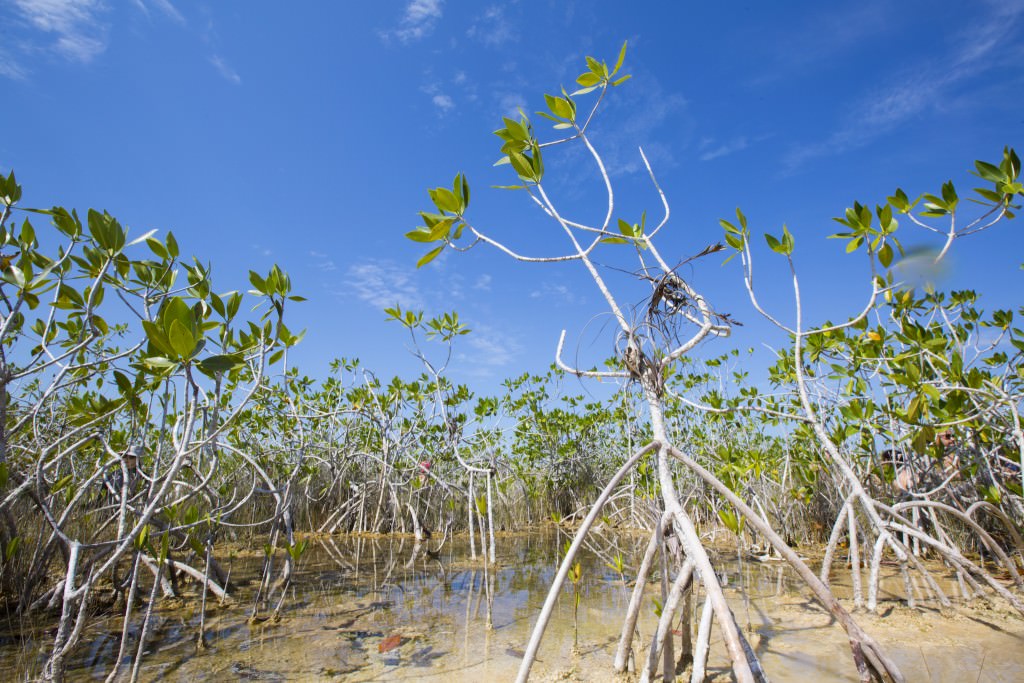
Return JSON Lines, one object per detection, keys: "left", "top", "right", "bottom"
{"left": 309, "top": 250, "right": 337, "bottom": 273}
{"left": 529, "top": 282, "right": 580, "bottom": 306}
{"left": 14, "top": 0, "right": 109, "bottom": 63}
{"left": 432, "top": 93, "right": 454, "bottom": 112}
{"left": 467, "top": 5, "right": 515, "bottom": 47}
{"left": 346, "top": 260, "right": 425, "bottom": 311}
{"left": 148, "top": 0, "right": 184, "bottom": 25}
{"left": 699, "top": 136, "right": 749, "bottom": 162}
{"left": 591, "top": 78, "right": 689, "bottom": 176}
{"left": 386, "top": 0, "right": 444, "bottom": 43}
{"left": 456, "top": 323, "right": 523, "bottom": 377}
{"left": 131, "top": 0, "right": 184, "bottom": 25}
{"left": 0, "top": 49, "right": 28, "bottom": 80}
{"left": 783, "top": 2, "right": 1024, "bottom": 172}
{"left": 209, "top": 54, "right": 240, "bottom": 84}
{"left": 497, "top": 92, "right": 527, "bottom": 117}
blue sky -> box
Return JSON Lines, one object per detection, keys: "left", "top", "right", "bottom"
{"left": 2, "top": 0, "right": 1023, "bottom": 398}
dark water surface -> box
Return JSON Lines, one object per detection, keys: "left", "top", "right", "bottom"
{"left": 1, "top": 529, "right": 1021, "bottom": 681}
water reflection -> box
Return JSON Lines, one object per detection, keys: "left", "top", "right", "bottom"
{"left": 0, "top": 530, "right": 1020, "bottom": 681}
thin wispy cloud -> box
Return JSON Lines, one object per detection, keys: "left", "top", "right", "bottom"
{"left": 384, "top": 0, "right": 444, "bottom": 44}
{"left": 0, "top": 49, "right": 28, "bottom": 80}
{"left": 432, "top": 93, "right": 455, "bottom": 113}
{"left": 452, "top": 70, "right": 479, "bottom": 104}
{"left": 309, "top": 250, "right": 338, "bottom": 273}
{"left": 13, "top": 0, "right": 109, "bottom": 64}
{"left": 346, "top": 260, "right": 425, "bottom": 311}
{"left": 529, "top": 282, "right": 581, "bottom": 306}
{"left": 473, "top": 274, "right": 492, "bottom": 291}
{"left": 783, "top": 2, "right": 1024, "bottom": 173}
{"left": 420, "top": 79, "right": 457, "bottom": 114}
{"left": 467, "top": 5, "right": 516, "bottom": 47}
{"left": 131, "top": 0, "right": 184, "bottom": 25}
{"left": 456, "top": 322, "right": 523, "bottom": 377}
{"left": 209, "top": 54, "right": 241, "bottom": 84}
{"left": 750, "top": 2, "right": 890, "bottom": 86}
{"left": 592, "top": 77, "right": 689, "bottom": 176}
{"left": 497, "top": 92, "right": 527, "bottom": 117}
{"left": 699, "top": 136, "right": 749, "bottom": 162}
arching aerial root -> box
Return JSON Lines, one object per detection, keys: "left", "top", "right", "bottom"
{"left": 667, "top": 445, "right": 905, "bottom": 683}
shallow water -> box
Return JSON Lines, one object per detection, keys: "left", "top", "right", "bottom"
{"left": 2, "top": 529, "right": 1022, "bottom": 681}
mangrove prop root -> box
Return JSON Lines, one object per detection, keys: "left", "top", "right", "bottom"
{"left": 668, "top": 445, "right": 905, "bottom": 683}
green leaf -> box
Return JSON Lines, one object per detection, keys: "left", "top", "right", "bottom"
{"left": 209, "top": 292, "right": 226, "bottom": 317}
{"left": 503, "top": 117, "right": 529, "bottom": 141}
{"left": 427, "top": 216, "right": 455, "bottom": 241}
{"left": 508, "top": 151, "right": 536, "bottom": 181}
{"left": 144, "top": 237, "right": 167, "bottom": 259}
{"left": 717, "top": 508, "right": 742, "bottom": 535}
{"left": 166, "top": 232, "right": 179, "bottom": 258}
{"left": 249, "top": 270, "right": 267, "bottom": 294}
{"left": 611, "top": 74, "right": 632, "bottom": 86}
{"left": 142, "top": 320, "right": 173, "bottom": 356}
{"left": 530, "top": 143, "right": 544, "bottom": 180}
{"left": 888, "top": 188, "right": 911, "bottom": 213}
{"left": 162, "top": 297, "right": 194, "bottom": 334}
{"left": 227, "top": 292, "right": 242, "bottom": 320}
{"left": 405, "top": 228, "right": 437, "bottom": 243}
{"left": 431, "top": 187, "right": 460, "bottom": 214}
{"left": 974, "top": 187, "right": 1005, "bottom": 203}
{"left": 983, "top": 484, "right": 1002, "bottom": 505}
{"left": 544, "top": 93, "right": 574, "bottom": 120}
{"left": 135, "top": 525, "right": 151, "bottom": 552}
{"left": 19, "top": 219, "right": 35, "bottom": 247}
{"left": 576, "top": 72, "right": 601, "bottom": 87}
{"left": 113, "top": 370, "right": 134, "bottom": 395}
{"left": 974, "top": 160, "right": 1002, "bottom": 183}
{"left": 781, "top": 225, "right": 794, "bottom": 255}
{"left": 2, "top": 265, "right": 25, "bottom": 289}
{"left": 941, "top": 180, "right": 959, "bottom": 210}
{"left": 167, "top": 318, "right": 196, "bottom": 358}
{"left": 416, "top": 244, "right": 445, "bottom": 268}
{"left": 878, "top": 242, "right": 894, "bottom": 268}
{"left": 612, "top": 40, "right": 628, "bottom": 75}
{"left": 198, "top": 353, "right": 244, "bottom": 374}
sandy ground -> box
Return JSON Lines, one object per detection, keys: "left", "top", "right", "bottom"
{"left": 3, "top": 534, "right": 1021, "bottom": 682}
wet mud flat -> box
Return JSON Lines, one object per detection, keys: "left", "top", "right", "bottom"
{"left": 1, "top": 531, "right": 1021, "bottom": 681}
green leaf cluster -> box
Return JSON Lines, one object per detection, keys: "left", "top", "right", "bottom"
{"left": 494, "top": 114, "right": 545, "bottom": 184}
{"left": 406, "top": 173, "right": 471, "bottom": 267}
{"left": 573, "top": 41, "right": 631, "bottom": 94}
{"left": 831, "top": 201, "right": 902, "bottom": 266}
{"left": 601, "top": 214, "right": 647, "bottom": 248}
